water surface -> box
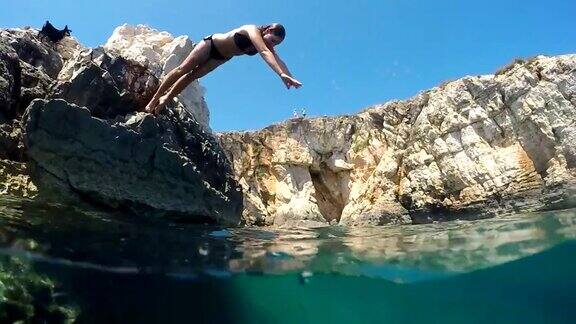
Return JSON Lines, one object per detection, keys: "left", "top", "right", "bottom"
{"left": 0, "top": 195, "right": 575, "bottom": 323}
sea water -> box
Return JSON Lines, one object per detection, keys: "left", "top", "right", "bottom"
{"left": 0, "top": 194, "right": 575, "bottom": 323}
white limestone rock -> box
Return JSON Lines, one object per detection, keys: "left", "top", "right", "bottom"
{"left": 104, "top": 24, "right": 210, "bottom": 130}
{"left": 219, "top": 55, "right": 576, "bottom": 226}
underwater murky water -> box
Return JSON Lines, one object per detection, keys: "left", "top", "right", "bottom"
{"left": 0, "top": 195, "right": 575, "bottom": 323}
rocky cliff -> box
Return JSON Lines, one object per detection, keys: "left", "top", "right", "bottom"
{"left": 0, "top": 25, "right": 242, "bottom": 225}
{"left": 1, "top": 24, "right": 574, "bottom": 227}
{"left": 218, "top": 55, "right": 576, "bottom": 226}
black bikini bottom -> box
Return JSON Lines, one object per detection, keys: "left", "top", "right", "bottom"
{"left": 203, "top": 35, "right": 231, "bottom": 61}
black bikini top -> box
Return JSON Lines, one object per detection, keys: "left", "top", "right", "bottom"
{"left": 233, "top": 32, "right": 258, "bottom": 56}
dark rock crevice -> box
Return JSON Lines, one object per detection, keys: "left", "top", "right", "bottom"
{"left": 309, "top": 167, "right": 346, "bottom": 223}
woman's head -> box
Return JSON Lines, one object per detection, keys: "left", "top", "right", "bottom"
{"left": 261, "top": 23, "right": 285, "bottom": 47}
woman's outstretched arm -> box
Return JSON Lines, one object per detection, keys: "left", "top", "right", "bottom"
{"left": 272, "top": 49, "right": 293, "bottom": 77}
{"left": 246, "top": 26, "right": 302, "bottom": 88}
{"left": 272, "top": 50, "right": 302, "bottom": 89}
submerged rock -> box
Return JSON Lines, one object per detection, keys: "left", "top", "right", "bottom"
{"left": 0, "top": 256, "right": 78, "bottom": 323}
{"left": 219, "top": 55, "right": 576, "bottom": 226}
{"left": 23, "top": 99, "right": 242, "bottom": 225}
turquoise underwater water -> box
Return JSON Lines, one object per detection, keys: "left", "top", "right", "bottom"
{"left": 0, "top": 195, "right": 575, "bottom": 323}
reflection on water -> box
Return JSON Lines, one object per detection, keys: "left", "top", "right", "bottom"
{"left": 0, "top": 194, "right": 575, "bottom": 279}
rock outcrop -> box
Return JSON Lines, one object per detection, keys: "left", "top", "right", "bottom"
{"left": 0, "top": 25, "right": 242, "bottom": 225}
{"left": 103, "top": 24, "right": 210, "bottom": 129}
{"left": 218, "top": 55, "right": 576, "bottom": 226}
{"left": 0, "top": 28, "right": 77, "bottom": 161}
{"left": 1, "top": 25, "right": 210, "bottom": 155}
{"left": 24, "top": 99, "right": 241, "bottom": 224}
{"left": 52, "top": 46, "right": 159, "bottom": 119}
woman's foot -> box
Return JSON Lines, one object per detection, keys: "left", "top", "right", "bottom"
{"left": 144, "top": 98, "right": 159, "bottom": 114}
{"left": 153, "top": 94, "right": 170, "bottom": 115}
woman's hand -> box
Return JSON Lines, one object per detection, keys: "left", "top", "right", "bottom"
{"left": 280, "top": 73, "right": 302, "bottom": 89}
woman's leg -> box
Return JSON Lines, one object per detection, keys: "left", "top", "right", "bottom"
{"left": 145, "top": 39, "right": 211, "bottom": 113}
{"left": 154, "top": 58, "right": 227, "bottom": 114}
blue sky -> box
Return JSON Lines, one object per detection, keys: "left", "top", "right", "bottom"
{"left": 2, "top": 0, "right": 575, "bottom": 131}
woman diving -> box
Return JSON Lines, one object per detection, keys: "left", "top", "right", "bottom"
{"left": 144, "top": 23, "right": 302, "bottom": 114}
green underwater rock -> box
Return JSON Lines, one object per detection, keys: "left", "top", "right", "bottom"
{"left": 0, "top": 256, "right": 77, "bottom": 323}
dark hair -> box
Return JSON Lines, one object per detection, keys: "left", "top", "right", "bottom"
{"left": 260, "top": 23, "right": 285, "bottom": 40}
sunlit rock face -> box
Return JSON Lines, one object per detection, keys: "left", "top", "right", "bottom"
{"left": 103, "top": 24, "right": 210, "bottom": 130}
{"left": 0, "top": 160, "right": 36, "bottom": 197}
{"left": 217, "top": 117, "right": 409, "bottom": 226}
{"left": 219, "top": 55, "right": 576, "bottom": 226}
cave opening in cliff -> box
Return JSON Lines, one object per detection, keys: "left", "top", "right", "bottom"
{"left": 309, "top": 168, "right": 346, "bottom": 223}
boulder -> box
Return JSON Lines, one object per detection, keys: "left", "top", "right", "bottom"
{"left": 52, "top": 47, "right": 158, "bottom": 119}
{"left": 23, "top": 99, "right": 242, "bottom": 225}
